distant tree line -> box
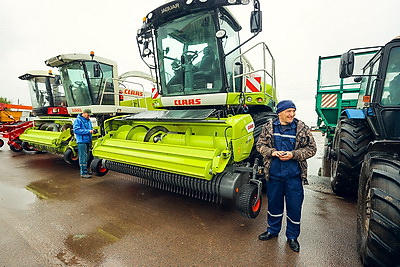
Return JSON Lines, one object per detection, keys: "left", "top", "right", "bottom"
{"left": 0, "top": 97, "right": 11, "bottom": 104}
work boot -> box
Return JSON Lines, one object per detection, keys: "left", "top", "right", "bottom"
{"left": 81, "top": 174, "right": 92, "bottom": 179}
{"left": 287, "top": 239, "right": 300, "bottom": 252}
{"left": 258, "top": 232, "right": 278, "bottom": 241}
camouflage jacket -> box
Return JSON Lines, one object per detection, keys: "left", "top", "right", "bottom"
{"left": 256, "top": 118, "right": 317, "bottom": 184}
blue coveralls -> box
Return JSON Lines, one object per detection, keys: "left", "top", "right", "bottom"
{"left": 73, "top": 114, "right": 93, "bottom": 176}
{"left": 266, "top": 119, "right": 304, "bottom": 240}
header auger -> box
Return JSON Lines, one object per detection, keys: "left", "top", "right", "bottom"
{"left": 91, "top": 0, "right": 278, "bottom": 218}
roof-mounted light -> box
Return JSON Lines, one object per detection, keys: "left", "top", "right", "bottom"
{"left": 90, "top": 51, "right": 95, "bottom": 59}
{"left": 199, "top": 0, "right": 208, "bottom": 2}
{"left": 143, "top": 48, "right": 151, "bottom": 56}
{"left": 216, "top": 29, "right": 227, "bottom": 39}
{"left": 227, "top": 0, "right": 236, "bottom": 4}
{"left": 48, "top": 70, "right": 53, "bottom": 76}
{"left": 147, "top": 13, "right": 153, "bottom": 20}
{"left": 241, "top": 0, "right": 250, "bottom": 4}
{"left": 186, "top": 0, "right": 194, "bottom": 4}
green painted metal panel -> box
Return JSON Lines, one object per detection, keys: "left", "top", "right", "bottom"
{"left": 92, "top": 114, "right": 255, "bottom": 180}
{"left": 20, "top": 129, "right": 64, "bottom": 147}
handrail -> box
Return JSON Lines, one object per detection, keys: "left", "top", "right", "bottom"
{"left": 231, "top": 42, "right": 276, "bottom": 99}
{"left": 99, "top": 77, "right": 148, "bottom": 109}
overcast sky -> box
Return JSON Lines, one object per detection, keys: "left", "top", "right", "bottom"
{"left": 0, "top": 0, "right": 398, "bottom": 125}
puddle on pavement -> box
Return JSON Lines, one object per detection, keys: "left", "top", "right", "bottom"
{"left": 25, "top": 179, "right": 79, "bottom": 200}
{"left": 62, "top": 222, "right": 128, "bottom": 264}
{"left": 0, "top": 184, "right": 37, "bottom": 210}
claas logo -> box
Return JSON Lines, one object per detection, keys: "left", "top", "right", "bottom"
{"left": 246, "top": 122, "right": 255, "bottom": 132}
{"left": 123, "top": 89, "right": 144, "bottom": 97}
{"left": 173, "top": 99, "right": 201, "bottom": 105}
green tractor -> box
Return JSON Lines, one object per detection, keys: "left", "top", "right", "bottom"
{"left": 316, "top": 37, "right": 400, "bottom": 266}
{"left": 315, "top": 50, "right": 378, "bottom": 188}
{"left": 90, "top": 0, "right": 278, "bottom": 218}
{"left": 20, "top": 53, "right": 154, "bottom": 164}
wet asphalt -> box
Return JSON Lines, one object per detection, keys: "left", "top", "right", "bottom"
{"left": 0, "top": 132, "right": 362, "bottom": 266}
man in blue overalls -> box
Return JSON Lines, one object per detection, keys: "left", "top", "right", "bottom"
{"left": 73, "top": 109, "right": 94, "bottom": 178}
{"left": 256, "top": 100, "right": 317, "bottom": 252}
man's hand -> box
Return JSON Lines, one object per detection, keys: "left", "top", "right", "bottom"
{"left": 272, "top": 151, "right": 293, "bottom": 161}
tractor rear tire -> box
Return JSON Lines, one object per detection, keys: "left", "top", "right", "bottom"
{"left": 9, "top": 141, "right": 23, "bottom": 152}
{"left": 357, "top": 152, "right": 400, "bottom": 266}
{"left": 236, "top": 183, "right": 262, "bottom": 219}
{"left": 331, "top": 118, "right": 372, "bottom": 197}
{"left": 63, "top": 148, "right": 79, "bottom": 165}
{"left": 90, "top": 158, "right": 109, "bottom": 177}
{"left": 0, "top": 139, "right": 4, "bottom": 148}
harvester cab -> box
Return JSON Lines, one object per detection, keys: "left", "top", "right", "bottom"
{"left": 316, "top": 37, "right": 400, "bottom": 266}
{"left": 18, "top": 70, "right": 68, "bottom": 117}
{"left": 19, "top": 53, "right": 155, "bottom": 164}
{"left": 137, "top": 0, "right": 276, "bottom": 113}
{"left": 3, "top": 70, "right": 68, "bottom": 152}
{"left": 44, "top": 52, "right": 153, "bottom": 116}
{"left": 90, "top": 0, "right": 278, "bottom": 219}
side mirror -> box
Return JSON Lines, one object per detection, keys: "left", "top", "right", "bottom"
{"left": 234, "top": 62, "right": 244, "bottom": 91}
{"left": 93, "top": 63, "right": 101, "bottom": 78}
{"left": 339, "top": 51, "right": 355, "bottom": 78}
{"left": 250, "top": 11, "right": 262, "bottom": 33}
{"left": 54, "top": 76, "right": 61, "bottom": 86}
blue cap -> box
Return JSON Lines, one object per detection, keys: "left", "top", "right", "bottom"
{"left": 276, "top": 100, "right": 296, "bottom": 114}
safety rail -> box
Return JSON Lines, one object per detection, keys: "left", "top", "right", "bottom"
{"left": 232, "top": 42, "right": 276, "bottom": 98}
{"left": 100, "top": 77, "right": 149, "bottom": 109}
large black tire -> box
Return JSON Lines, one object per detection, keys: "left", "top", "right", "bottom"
{"left": 331, "top": 118, "right": 372, "bottom": 197}
{"left": 0, "top": 139, "right": 4, "bottom": 148}
{"left": 357, "top": 152, "right": 400, "bottom": 266}
{"left": 9, "top": 141, "right": 23, "bottom": 152}
{"left": 21, "top": 141, "right": 35, "bottom": 151}
{"left": 63, "top": 148, "right": 79, "bottom": 165}
{"left": 90, "top": 158, "right": 109, "bottom": 177}
{"left": 236, "top": 183, "right": 262, "bottom": 219}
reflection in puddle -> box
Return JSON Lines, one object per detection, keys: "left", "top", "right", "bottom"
{"left": 63, "top": 222, "right": 128, "bottom": 264}
{"left": 25, "top": 179, "right": 79, "bottom": 200}
{"left": 0, "top": 184, "right": 37, "bottom": 210}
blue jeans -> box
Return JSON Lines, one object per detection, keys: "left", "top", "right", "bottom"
{"left": 266, "top": 176, "right": 304, "bottom": 239}
{"left": 77, "top": 143, "right": 90, "bottom": 175}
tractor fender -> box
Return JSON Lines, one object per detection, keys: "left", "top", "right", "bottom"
{"left": 367, "top": 140, "right": 400, "bottom": 154}
{"left": 343, "top": 108, "right": 366, "bottom": 119}
{"left": 219, "top": 171, "right": 249, "bottom": 200}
